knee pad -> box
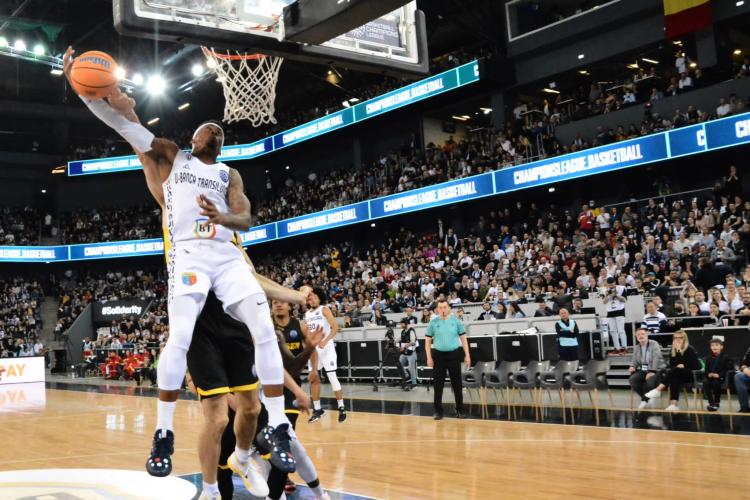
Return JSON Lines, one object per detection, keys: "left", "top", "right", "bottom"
{"left": 326, "top": 370, "right": 341, "bottom": 392}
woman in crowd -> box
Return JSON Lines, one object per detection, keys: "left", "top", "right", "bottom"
{"left": 645, "top": 330, "right": 701, "bottom": 410}
{"left": 507, "top": 302, "right": 526, "bottom": 319}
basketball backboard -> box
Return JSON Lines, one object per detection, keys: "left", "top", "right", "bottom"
{"left": 112, "top": 0, "right": 428, "bottom": 77}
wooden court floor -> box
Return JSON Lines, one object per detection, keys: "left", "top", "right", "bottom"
{"left": 1, "top": 387, "right": 749, "bottom": 499}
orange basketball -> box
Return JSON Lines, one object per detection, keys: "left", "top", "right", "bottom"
{"left": 70, "top": 50, "right": 118, "bottom": 99}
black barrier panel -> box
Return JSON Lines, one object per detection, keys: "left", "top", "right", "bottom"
{"left": 685, "top": 328, "right": 750, "bottom": 361}
{"left": 335, "top": 342, "right": 349, "bottom": 367}
{"left": 540, "top": 333, "right": 558, "bottom": 361}
{"left": 496, "top": 334, "right": 535, "bottom": 363}
{"left": 467, "top": 336, "right": 494, "bottom": 362}
{"left": 350, "top": 367, "right": 378, "bottom": 380}
{"left": 348, "top": 340, "right": 381, "bottom": 366}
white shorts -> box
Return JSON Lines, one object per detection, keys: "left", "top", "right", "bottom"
{"left": 167, "top": 239, "right": 263, "bottom": 310}
{"left": 312, "top": 342, "right": 337, "bottom": 373}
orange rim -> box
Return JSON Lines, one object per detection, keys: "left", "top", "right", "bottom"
{"left": 201, "top": 47, "right": 265, "bottom": 61}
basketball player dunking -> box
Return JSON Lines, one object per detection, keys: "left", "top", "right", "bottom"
{"left": 305, "top": 289, "right": 347, "bottom": 422}
{"left": 63, "top": 47, "right": 296, "bottom": 478}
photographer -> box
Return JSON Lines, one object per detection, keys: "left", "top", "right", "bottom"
{"left": 398, "top": 319, "right": 419, "bottom": 388}
{"left": 602, "top": 276, "right": 628, "bottom": 355}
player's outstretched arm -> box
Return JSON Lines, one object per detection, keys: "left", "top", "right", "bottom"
{"left": 63, "top": 47, "right": 179, "bottom": 169}
{"left": 236, "top": 246, "right": 311, "bottom": 304}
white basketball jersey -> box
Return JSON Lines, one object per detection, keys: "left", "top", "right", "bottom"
{"left": 163, "top": 150, "right": 234, "bottom": 245}
{"left": 305, "top": 306, "right": 331, "bottom": 337}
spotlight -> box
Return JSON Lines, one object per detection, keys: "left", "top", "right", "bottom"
{"left": 147, "top": 117, "right": 160, "bottom": 125}
{"left": 13, "top": 39, "right": 26, "bottom": 51}
{"left": 548, "top": 187, "right": 555, "bottom": 193}
{"left": 285, "top": 165, "right": 290, "bottom": 170}
{"left": 40, "top": 189, "right": 47, "bottom": 194}
{"left": 33, "top": 44, "right": 45, "bottom": 56}
{"left": 577, "top": 53, "right": 584, "bottom": 60}
{"left": 146, "top": 75, "right": 166, "bottom": 95}
{"left": 370, "top": 223, "right": 376, "bottom": 227}
{"left": 132, "top": 73, "right": 144, "bottom": 86}
{"left": 114, "top": 66, "right": 126, "bottom": 80}
{"left": 191, "top": 63, "right": 204, "bottom": 76}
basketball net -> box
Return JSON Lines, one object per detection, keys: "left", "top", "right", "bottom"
{"left": 202, "top": 47, "right": 283, "bottom": 126}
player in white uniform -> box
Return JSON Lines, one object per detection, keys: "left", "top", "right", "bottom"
{"left": 304, "top": 288, "right": 346, "bottom": 422}
{"left": 62, "top": 47, "right": 294, "bottom": 479}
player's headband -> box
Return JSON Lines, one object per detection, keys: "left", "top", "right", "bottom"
{"left": 193, "top": 121, "right": 225, "bottom": 148}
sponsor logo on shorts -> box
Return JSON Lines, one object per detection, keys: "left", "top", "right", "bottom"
{"left": 182, "top": 272, "right": 197, "bottom": 286}
{"left": 219, "top": 170, "right": 229, "bottom": 183}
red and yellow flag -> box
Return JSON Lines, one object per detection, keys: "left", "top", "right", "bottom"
{"left": 664, "top": 0, "right": 712, "bottom": 39}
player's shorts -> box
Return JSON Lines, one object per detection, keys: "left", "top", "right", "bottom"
{"left": 168, "top": 239, "right": 263, "bottom": 309}
{"left": 187, "top": 291, "right": 258, "bottom": 399}
{"left": 311, "top": 342, "right": 337, "bottom": 373}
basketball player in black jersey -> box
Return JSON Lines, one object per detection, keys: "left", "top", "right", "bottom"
{"left": 268, "top": 300, "right": 317, "bottom": 493}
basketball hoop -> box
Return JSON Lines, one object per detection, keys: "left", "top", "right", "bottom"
{"left": 202, "top": 47, "right": 283, "bottom": 126}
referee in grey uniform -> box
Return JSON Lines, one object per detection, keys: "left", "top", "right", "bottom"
{"left": 425, "top": 299, "right": 471, "bottom": 420}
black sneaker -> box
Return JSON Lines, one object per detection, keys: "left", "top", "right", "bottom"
{"left": 739, "top": 407, "right": 750, "bottom": 413}
{"left": 455, "top": 411, "right": 466, "bottom": 419}
{"left": 338, "top": 407, "right": 347, "bottom": 422}
{"left": 433, "top": 412, "right": 443, "bottom": 420}
{"left": 145, "top": 429, "right": 174, "bottom": 477}
{"left": 308, "top": 409, "right": 326, "bottom": 423}
{"left": 256, "top": 424, "right": 296, "bottom": 473}
{"left": 707, "top": 405, "right": 719, "bottom": 412}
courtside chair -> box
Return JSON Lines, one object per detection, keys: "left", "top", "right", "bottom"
{"left": 569, "top": 359, "right": 613, "bottom": 410}
{"left": 510, "top": 360, "right": 550, "bottom": 406}
{"left": 461, "top": 361, "right": 495, "bottom": 418}
{"left": 539, "top": 360, "right": 579, "bottom": 410}
{"left": 485, "top": 360, "right": 522, "bottom": 415}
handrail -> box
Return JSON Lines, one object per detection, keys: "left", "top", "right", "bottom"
{"left": 601, "top": 186, "right": 714, "bottom": 210}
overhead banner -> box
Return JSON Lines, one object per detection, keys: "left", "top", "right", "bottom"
{"left": 0, "top": 245, "right": 67, "bottom": 263}
{"left": 91, "top": 299, "right": 150, "bottom": 325}
{"left": 67, "top": 60, "right": 482, "bottom": 176}
{"left": 277, "top": 201, "right": 370, "bottom": 239}
{"left": 496, "top": 133, "right": 669, "bottom": 193}
{"left": 4, "top": 111, "right": 748, "bottom": 263}
{"left": 69, "top": 239, "right": 164, "bottom": 261}
{"left": 370, "top": 173, "right": 495, "bottom": 219}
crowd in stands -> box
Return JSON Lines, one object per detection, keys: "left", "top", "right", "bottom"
{"left": 57, "top": 269, "right": 167, "bottom": 384}
{"left": 518, "top": 48, "right": 749, "bottom": 131}
{"left": 252, "top": 165, "right": 749, "bottom": 334}
{"left": 0, "top": 278, "right": 45, "bottom": 358}
{"left": 0, "top": 207, "right": 42, "bottom": 246}
{"left": 57, "top": 205, "right": 162, "bottom": 244}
